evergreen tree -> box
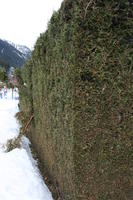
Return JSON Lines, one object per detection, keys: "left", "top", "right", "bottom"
{"left": 0, "top": 67, "right": 7, "bottom": 82}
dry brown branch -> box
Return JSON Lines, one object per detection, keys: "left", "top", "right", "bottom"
{"left": 23, "top": 114, "right": 34, "bottom": 133}
{"left": 84, "top": 0, "right": 94, "bottom": 18}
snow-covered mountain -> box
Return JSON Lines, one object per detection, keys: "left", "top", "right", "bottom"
{"left": 7, "top": 41, "right": 31, "bottom": 59}
{"left": 0, "top": 39, "right": 31, "bottom": 67}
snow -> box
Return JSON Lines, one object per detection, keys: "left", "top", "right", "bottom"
{"left": 0, "top": 89, "right": 53, "bottom": 200}
{"left": 13, "top": 50, "right": 25, "bottom": 59}
{"left": 0, "top": 89, "right": 19, "bottom": 149}
{"left": 6, "top": 40, "right": 31, "bottom": 57}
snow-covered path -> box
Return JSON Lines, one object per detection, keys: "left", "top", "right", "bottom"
{"left": 0, "top": 89, "right": 53, "bottom": 200}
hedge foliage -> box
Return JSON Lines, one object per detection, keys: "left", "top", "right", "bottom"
{"left": 19, "top": 0, "right": 133, "bottom": 199}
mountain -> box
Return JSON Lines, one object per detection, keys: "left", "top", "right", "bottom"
{"left": 7, "top": 41, "right": 31, "bottom": 59}
{"left": 0, "top": 39, "right": 31, "bottom": 68}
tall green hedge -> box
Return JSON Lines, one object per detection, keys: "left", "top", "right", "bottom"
{"left": 19, "top": 0, "right": 133, "bottom": 199}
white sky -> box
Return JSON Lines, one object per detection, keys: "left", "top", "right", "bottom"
{"left": 0, "top": 0, "right": 63, "bottom": 48}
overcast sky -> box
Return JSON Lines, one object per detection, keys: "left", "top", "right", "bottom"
{"left": 0, "top": 0, "right": 63, "bottom": 48}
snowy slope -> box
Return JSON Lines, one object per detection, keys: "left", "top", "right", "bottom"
{"left": 7, "top": 41, "right": 31, "bottom": 59}
{"left": 0, "top": 39, "right": 30, "bottom": 67}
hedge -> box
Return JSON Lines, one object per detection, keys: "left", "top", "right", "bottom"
{"left": 19, "top": 1, "right": 133, "bottom": 199}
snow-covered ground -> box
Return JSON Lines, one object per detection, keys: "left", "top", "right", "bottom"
{"left": 0, "top": 89, "right": 53, "bottom": 200}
